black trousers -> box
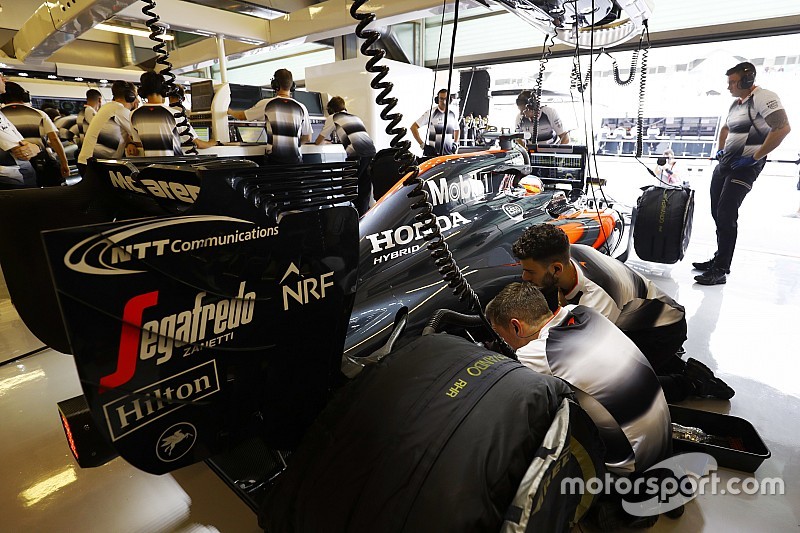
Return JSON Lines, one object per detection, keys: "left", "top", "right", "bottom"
{"left": 625, "top": 320, "right": 690, "bottom": 402}
{"left": 709, "top": 159, "right": 766, "bottom": 270}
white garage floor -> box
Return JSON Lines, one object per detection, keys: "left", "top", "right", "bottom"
{"left": 0, "top": 157, "right": 798, "bottom": 532}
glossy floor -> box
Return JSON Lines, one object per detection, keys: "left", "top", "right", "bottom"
{"left": 1, "top": 160, "right": 799, "bottom": 532}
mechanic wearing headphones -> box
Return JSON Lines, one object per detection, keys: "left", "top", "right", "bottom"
{"left": 486, "top": 281, "right": 670, "bottom": 475}
{"left": 515, "top": 90, "right": 570, "bottom": 145}
{"left": 128, "top": 71, "right": 186, "bottom": 157}
{"left": 512, "top": 223, "right": 735, "bottom": 403}
{"left": 315, "top": 96, "right": 376, "bottom": 215}
{"left": 411, "top": 89, "right": 460, "bottom": 156}
{"left": 0, "top": 72, "right": 40, "bottom": 187}
{"left": 0, "top": 81, "right": 70, "bottom": 185}
{"left": 693, "top": 62, "right": 791, "bottom": 285}
{"left": 228, "top": 68, "right": 312, "bottom": 164}
{"left": 167, "top": 85, "right": 218, "bottom": 150}
{"left": 77, "top": 80, "right": 140, "bottom": 177}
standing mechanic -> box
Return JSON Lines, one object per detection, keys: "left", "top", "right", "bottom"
{"left": 411, "top": 89, "right": 460, "bottom": 156}
{"left": 315, "top": 96, "right": 376, "bottom": 215}
{"left": 77, "top": 81, "right": 139, "bottom": 177}
{"left": 128, "top": 71, "right": 184, "bottom": 157}
{"left": 512, "top": 223, "right": 734, "bottom": 402}
{"left": 486, "top": 281, "right": 670, "bottom": 475}
{"left": 0, "top": 72, "right": 40, "bottom": 187}
{"left": 75, "top": 88, "right": 103, "bottom": 145}
{"left": 228, "top": 68, "right": 312, "bottom": 165}
{"left": 693, "top": 62, "right": 791, "bottom": 285}
{"left": 0, "top": 81, "right": 70, "bottom": 185}
{"left": 515, "top": 90, "right": 570, "bottom": 145}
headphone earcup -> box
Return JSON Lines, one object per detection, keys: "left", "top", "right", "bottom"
{"left": 738, "top": 69, "right": 755, "bottom": 90}
{"left": 291, "top": 81, "right": 296, "bottom": 93}
{"left": 270, "top": 78, "right": 279, "bottom": 92}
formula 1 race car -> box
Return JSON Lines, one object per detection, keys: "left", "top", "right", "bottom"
{"left": 0, "top": 141, "right": 625, "bottom": 527}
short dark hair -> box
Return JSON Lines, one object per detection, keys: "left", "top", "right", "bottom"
{"left": 274, "top": 69, "right": 294, "bottom": 91}
{"left": 516, "top": 90, "right": 533, "bottom": 107}
{"left": 139, "top": 70, "right": 167, "bottom": 98}
{"left": 726, "top": 62, "right": 756, "bottom": 79}
{"left": 512, "top": 224, "right": 571, "bottom": 263}
{"left": 111, "top": 80, "right": 137, "bottom": 100}
{"left": 86, "top": 89, "right": 102, "bottom": 102}
{"left": 0, "top": 82, "right": 30, "bottom": 104}
{"left": 43, "top": 107, "right": 60, "bottom": 121}
{"left": 485, "top": 282, "right": 551, "bottom": 327}
{"left": 437, "top": 89, "right": 449, "bottom": 100}
{"left": 327, "top": 96, "right": 346, "bottom": 114}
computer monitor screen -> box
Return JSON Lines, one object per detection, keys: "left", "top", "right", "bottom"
{"left": 292, "top": 90, "right": 324, "bottom": 117}
{"left": 229, "top": 84, "right": 264, "bottom": 111}
{"left": 194, "top": 126, "right": 210, "bottom": 142}
{"left": 237, "top": 126, "right": 267, "bottom": 143}
{"left": 190, "top": 80, "right": 214, "bottom": 113}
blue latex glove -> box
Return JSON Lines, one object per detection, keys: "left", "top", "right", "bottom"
{"left": 714, "top": 149, "right": 725, "bottom": 160}
{"left": 730, "top": 155, "right": 758, "bottom": 169}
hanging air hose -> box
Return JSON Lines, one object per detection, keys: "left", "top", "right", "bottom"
{"left": 349, "top": 0, "right": 516, "bottom": 360}
{"left": 530, "top": 35, "right": 554, "bottom": 146}
{"left": 141, "top": 0, "right": 197, "bottom": 155}
{"left": 635, "top": 24, "right": 651, "bottom": 158}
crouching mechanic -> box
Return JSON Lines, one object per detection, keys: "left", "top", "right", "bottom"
{"left": 512, "top": 224, "right": 734, "bottom": 402}
{"left": 486, "top": 282, "right": 670, "bottom": 475}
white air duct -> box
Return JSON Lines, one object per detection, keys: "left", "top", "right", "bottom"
{"left": 6, "top": 0, "right": 139, "bottom": 63}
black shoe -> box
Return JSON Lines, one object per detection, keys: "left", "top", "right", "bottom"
{"left": 691, "top": 259, "right": 716, "bottom": 271}
{"left": 695, "top": 268, "right": 727, "bottom": 285}
{"left": 685, "top": 358, "right": 735, "bottom": 400}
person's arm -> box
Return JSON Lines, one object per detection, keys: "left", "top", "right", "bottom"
{"left": 411, "top": 122, "right": 424, "bottom": 148}
{"left": 716, "top": 124, "right": 729, "bottom": 153}
{"left": 9, "top": 141, "right": 41, "bottom": 161}
{"left": 193, "top": 138, "right": 219, "bottom": 149}
{"left": 453, "top": 122, "right": 460, "bottom": 143}
{"left": 558, "top": 131, "right": 570, "bottom": 144}
{"left": 754, "top": 110, "right": 791, "bottom": 160}
{"left": 314, "top": 134, "right": 325, "bottom": 145}
{"left": 228, "top": 109, "right": 247, "bottom": 120}
{"left": 47, "top": 132, "right": 71, "bottom": 178}
{"left": 316, "top": 118, "right": 335, "bottom": 145}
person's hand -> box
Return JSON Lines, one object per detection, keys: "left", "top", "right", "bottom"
{"left": 712, "top": 149, "right": 724, "bottom": 161}
{"left": 419, "top": 141, "right": 425, "bottom": 149}
{"left": 125, "top": 143, "right": 140, "bottom": 157}
{"left": 9, "top": 141, "right": 40, "bottom": 161}
{"left": 60, "top": 162, "right": 70, "bottom": 178}
{"left": 730, "top": 155, "right": 758, "bottom": 169}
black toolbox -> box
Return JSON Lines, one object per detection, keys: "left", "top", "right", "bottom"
{"left": 669, "top": 405, "right": 771, "bottom": 473}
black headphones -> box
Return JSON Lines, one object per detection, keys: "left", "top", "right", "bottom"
{"left": 271, "top": 77, "right": 297, "bottom": 93}
{"left": 434, "top": 90, "right": 452, "bottom": 104}
{"left": 123, "top": 83, "right": 138, "bottom": 103}
{"left": 738, "top": 66, "right": 756, "bottom": 90}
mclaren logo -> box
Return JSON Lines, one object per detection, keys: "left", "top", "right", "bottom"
{"left": 108, "top": 170, "right": 200, "bottom": 204}
{"left": 280, "top": 263, "right": 334, "bottom": 311}
{"left": 63, "top": 216, "right": 278, "bottom": 275}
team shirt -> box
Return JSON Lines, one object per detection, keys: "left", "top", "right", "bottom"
{"left": 564, "top": 244, "right": 685, "bottom": 331}
{"left": 415, "top": 106, "right": 458, "bottom": 154}
{"left": 722, "top": 87, "right": 784, "bottom": 163}
{"left": 54, "top": 114, "right": 78, "bottom": 142}
{"left": 320, "top": 111, "right": 376, "bottom": 159}
{"left": 76, "top": 105, "right": 97, "bottom": 143}
{"left": 0, "top": 103, "right": 58, "bottom": 150}
{"left": 516, "top": 304, "right": 670, "bottom": 473}
{"left": 130, "top": 104, "right": 183, "bottom": 157}
{"left": 78, "top": 101, "right": 134, "bottom": 165}
{"left": 245, "top": 96, "right": 312, "bottom": 164}
{"left": 515, "top": 106, "right": 566, "bottom": 144}
{"left": 0, "top": 111, "right": 26, "bottom": 183}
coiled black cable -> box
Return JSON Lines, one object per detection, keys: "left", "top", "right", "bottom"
{"left": 349, "top": 0, "right": 516, "bottom": 360}
{"left": 635, "top": 24, "right": 650, "bottom": 158}
{"left": 611, "top": 49, "right": 640, "bottom": 86}
{"left": 530, "top": 34, "right": 554, "bottom": 146}
{"left": 141, "top": 0, "right": 197, "bottom": 155}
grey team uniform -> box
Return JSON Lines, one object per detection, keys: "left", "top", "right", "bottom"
{"left": 415, "top": 106, "right": 458, "bottom": 155}
{"left": 245, "top": 97, "right": 312, "bottom": 164}
{"left": 515, "top": 106, "right": 566, "bottom": 144}
{"left": 0, "top": 111, "right": 35, "bottom": 186}
{"left": 55, "top": 114, "right": 78, "bottom": 143}
{"left": 78, "top": 101, "right": 134, "bottom": 165}
{"left": 0, "top": 103, "right": 59, "bottom": 152}
{"left": 130, "top": 104, "right": 183, "bottom": 157}
{"left": 320, "top": 112, "right": 376, "bottom": 159}
{"left": 720, "top": 87, "right": 783, "bottom": 165}
{"left": 76, "top": 105, "right": 97, "bottom": 143}
{"left": 515, "top": 304, "right": 670, "bottom": 474}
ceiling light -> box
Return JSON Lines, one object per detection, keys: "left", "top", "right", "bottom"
{"left": 47, "top": 74, "right": 57, "bottom": 79}
{"left": 99, "top": 79, "right": 109, "bottom": 84}
{"left": 18, "top": 72, "right": 29, "bottom": 77}
{"left": 95, "top": 23, "right": 175, "bottom": 41}
{"left": 74, "top": 77, "right": 83, "bottom": 81}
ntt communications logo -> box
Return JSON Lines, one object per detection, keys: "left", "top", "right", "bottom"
{"left": 561, "top": 453, "right": 784, "bottom": 517}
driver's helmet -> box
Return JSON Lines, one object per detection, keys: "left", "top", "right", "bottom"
{"left": 519, "top": 176, "right": 544, "bottom": 195}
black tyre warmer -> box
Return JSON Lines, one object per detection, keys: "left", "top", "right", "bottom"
{"left": 633, "top": 186, "right": 694, "bottom": 264}
{"left": 259, "top": 333, "right": 574, "bottom": 533}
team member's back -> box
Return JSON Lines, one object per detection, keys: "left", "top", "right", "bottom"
{"left": 264, "top": 97, "right": 310, "bottom": 164}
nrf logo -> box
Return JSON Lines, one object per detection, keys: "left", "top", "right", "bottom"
{"left": 280, "top": 263, "right": 334, "bottom": 311}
